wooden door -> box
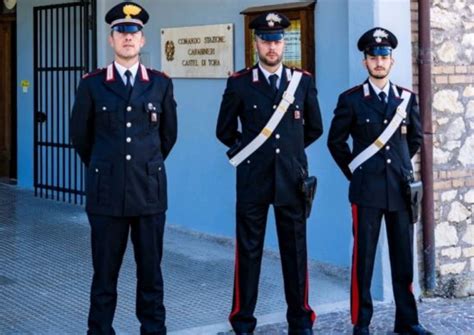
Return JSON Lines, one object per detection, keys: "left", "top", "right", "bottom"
{"left": 0, "top": 15, "right": 15, "bottom": 178}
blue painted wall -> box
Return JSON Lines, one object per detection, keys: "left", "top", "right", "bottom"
{"left": 17, "top": 0, "right": 414, "bottom": 280}
{"left": 312, "top": 0, "right": 352, "bottom": 267}
{"left": 132, "top": 0, "right": 355, "bottom": 268}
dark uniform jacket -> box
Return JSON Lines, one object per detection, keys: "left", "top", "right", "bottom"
{"left": 327, "top": 80, "right": 422, "bottom": 211}
{"left": 216, "top": 65, "right": 323, "bottom": 206}
{"left": 70, "top": 63, "right": 177, "bottom": 216}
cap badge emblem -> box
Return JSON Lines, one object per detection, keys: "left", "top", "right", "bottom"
{"left": 266, "top": 13, "right": 282, "bottom": 28}
{"left": 373, "top": 29, "right": 388, "bottom": 43}
{"left": 123, "top": 4, "right": 141, "bottom": 19}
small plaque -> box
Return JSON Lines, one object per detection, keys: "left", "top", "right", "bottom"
{"left": 161, "top": 24, "right": 234, "bottom": 78}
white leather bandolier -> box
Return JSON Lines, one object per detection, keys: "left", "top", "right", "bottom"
{"left": 229, "top": 70, "right": 303, "bottom": 167}
{"left": 348, "top": 85, "right": 412, "bottom": 173}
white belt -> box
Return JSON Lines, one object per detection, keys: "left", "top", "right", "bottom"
{"left": 348, "top": 90, "right": 411, "bottom": 173}
{"left": 229, "top": 71, "right": 303, "bottom": 167}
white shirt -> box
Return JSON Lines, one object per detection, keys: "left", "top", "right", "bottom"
{"left": 114, "top": 61, "right": 139, "bottom": 86}
{"left": 258, "top": 63, "right": 283, "bottom": 88}
{"left": 368, "top": 79, "right": 390, "bottom": 103}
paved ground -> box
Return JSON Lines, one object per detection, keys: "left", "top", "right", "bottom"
{"left": 0, "top": 184, "right": 347, "bottom": 334}
{"left": 1, "top": 183, "right": 472, "bottom": 335}
{"left": 219, "top": 297, "right": 474, "bottom": 334}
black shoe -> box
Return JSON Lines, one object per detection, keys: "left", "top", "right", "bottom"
{"left": 235, "top": 333, "right": 253, "bottom": 335}
{"left": 394, "top": 324, "right": 433, "bottom": 335}
{"left": 353, "top": 325, "right": 370, "bottom": 335}
{"left": 288, "top": 328, "right": 313, "bottom": 335}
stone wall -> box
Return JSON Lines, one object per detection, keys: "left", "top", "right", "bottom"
{"left": 411, "top": 0, "right": 474, "bottom": 297}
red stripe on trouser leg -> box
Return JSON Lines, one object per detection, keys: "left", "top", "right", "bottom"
{"left": 409, "top": 283, "right": 413, "bottom": 293}
{"left": 229, "top": 242, "right": 241, "bottom": 320}
{"left": 304, "top": 265, "right": 317, "bottom": 323}
{"left": 351, "top": 204, "right": 360, "bottom": 325}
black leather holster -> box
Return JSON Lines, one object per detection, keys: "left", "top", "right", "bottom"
{"left": 301, "top": 176, "right": 317, "bottom": 218}
{"left": 405, "top": 179, "right": 423, "bottom": 223}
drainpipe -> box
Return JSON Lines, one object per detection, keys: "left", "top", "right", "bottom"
{"left": 418, "top": 0, "right": 436, "bottom": 293}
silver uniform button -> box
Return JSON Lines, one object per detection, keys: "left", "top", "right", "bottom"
{"left": 126, "top": 122, "right": 132, "bottom": 128}
{"left": 95, "top": 168, "right": 99, "bottom": 173}
{"left": 384, "top": 119, "right": 388, "bottom": 124}
{"left": 253, "top": 105, "right": 257, "bottom": 109}
{"left": 275, "top": 148, "right": 280, "bottom": 154}
{"left": 275, "top": 134, "right": 280, "bottom": 139}
{"left": 385, "top": 145, "right": 390, "bottom": 151}
{"left": 273, "top": 105, "right": 277, "bottom": 109}
{"left": 158, "top": 167, "right": 162, "bottom": 171}
{"left": 246, "top": 160, "right": 251, "bottom": 164}
{"left": 126, "top": 137, "right": 132, "bottom": 143}
{"left": 126, "top": 106, "right": 132, "bottom": 112}
{"left": 102, "top": 106, "right": 107, "bottom": 111}
{"left": 366, "top": 119, "right": 370, "bottom": 123}
{"left": 148, "top": 103, "right": 153, "bottom": 110}
{"left": 126, "top": 154, "right": 132, "bottom": 161}
{"left": 387, "top": 159, "right": 391, "bottom": 164}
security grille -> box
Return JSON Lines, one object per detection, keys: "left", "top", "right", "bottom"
{"left": 34, "top": 0, "right": 96, "bottom": 204}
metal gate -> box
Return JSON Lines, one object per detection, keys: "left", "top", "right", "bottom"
{"left": 34, "top": 0, "right": 96, "bottom": 204}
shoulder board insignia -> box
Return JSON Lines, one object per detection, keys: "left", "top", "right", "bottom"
{"left": 231, "top": 67, "right": 251, "bottom": 78}
{"left": 291, "top": 67, "right": 312, "bottom": 76}
{"left": 342, "top": 85, "right": 362, "bottom": 95}
{"left": 149, "top": 68, "right": 170, "bottom": 79}
{"left": 396, "top": 85, "right": 414, "bottom": 94}
{"left": 82, "top": 68, "right": 104, "bottom": 79}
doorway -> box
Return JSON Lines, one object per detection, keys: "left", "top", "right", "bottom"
{"left": 0, "top": 13, "right": 17, "bottom": 182}
{"left": 33, "top": 1, "right": 97, "bottom": 203}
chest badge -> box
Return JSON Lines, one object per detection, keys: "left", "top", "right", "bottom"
{"left": 147, "top": 102, "right": 158, "bottom": 123}
{"left": 294, "top": 110, "right": 301, "bottom": 119}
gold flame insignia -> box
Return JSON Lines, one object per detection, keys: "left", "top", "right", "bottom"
{"left": 123, "top": 4, "right": 141, "bottom": 19}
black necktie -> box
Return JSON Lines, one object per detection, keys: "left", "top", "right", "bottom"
{"left": 379, "top": 91, "right": 387, "bottom": 106}
{"left": 269, "top": 74, "right": 279, "bottom": 93}
{"left": 125, "top": 70, "right": 133, "bottom": 97}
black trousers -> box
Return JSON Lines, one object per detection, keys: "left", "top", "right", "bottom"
{"left": 87, "top": 213, "right": 166, "bottom": 335}
{"left": 350, "top": 205, "right": 419, "bottom": 329}
{"left": 229, "top": 202, "right": 315, "bottom": 333}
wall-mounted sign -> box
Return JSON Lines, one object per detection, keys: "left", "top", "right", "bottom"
{"left": 161, "top": 24, "right": 234, "bottom": 78}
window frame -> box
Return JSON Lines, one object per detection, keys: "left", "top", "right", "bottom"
{"left": 240, "top": 1, "right": 316, "bottom": 75}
